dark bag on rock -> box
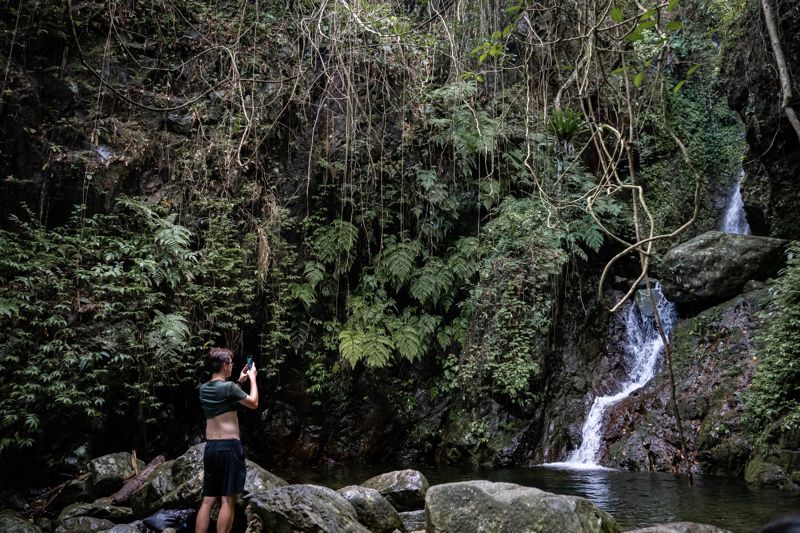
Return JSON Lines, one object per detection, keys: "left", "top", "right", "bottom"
{"left": 142, "top": 509, "right": 195, "bottom": 532}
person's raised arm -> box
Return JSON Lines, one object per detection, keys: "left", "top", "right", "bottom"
{"left": 239, "top": 363, "right": 258, "bottom": 410}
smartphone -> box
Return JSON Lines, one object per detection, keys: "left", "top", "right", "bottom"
{"left": 247, "top": 356, "right": 253, "bottom": 370}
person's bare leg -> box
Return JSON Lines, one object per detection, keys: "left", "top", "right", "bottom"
{"left": 216, "top": 495, "right": 237, "bottom": 533}
{"left": 195, "top": 496, "right": 218, "bottom": 533}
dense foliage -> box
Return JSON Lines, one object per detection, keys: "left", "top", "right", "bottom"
{"left": 0, "top": 0, "right": 748, "bottom": 467}
{"left": 747, "top": 241, "right": 800, "bottom": 433}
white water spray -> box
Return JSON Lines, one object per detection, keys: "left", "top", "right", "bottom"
{"left": 722, "top": 171, "right": 750, "bottom": 235}
{"left": 556, "top": 284, "right": 677, "bottom": 468}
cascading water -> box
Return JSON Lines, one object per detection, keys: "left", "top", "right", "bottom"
{"left": 552, "top": 284, "right": 677, "bottom": 468}
{"left": 722, "top": 171, "right": 750, "bottom": 235}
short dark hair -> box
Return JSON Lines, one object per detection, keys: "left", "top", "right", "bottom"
{"left": 208, "top": 347, "right": 233, "bottom": 373}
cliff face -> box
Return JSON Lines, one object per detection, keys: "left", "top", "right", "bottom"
{"left": 724, "top": 0, "right": 800, "bottom": 239}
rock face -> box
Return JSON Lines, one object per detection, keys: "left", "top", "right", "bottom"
{"left": 336, "top": 485, "right": 404, "bottom": 533}
{"left": 245, "top": 484, "right": 370, "bottom": 532}
{"left": 130, "top": 443, "right": 287, "bottom": 516}
{"left": 661, "top": 231, "right": 786, "bottom": 306}
{"left": 425, "top": 481, "right": 619, "bottom": 533}
{"left": 723, "top": 1, "right": 800, "bottom": 240}
{"left": 361, "top": 469, "right": 429, "bottom": 512}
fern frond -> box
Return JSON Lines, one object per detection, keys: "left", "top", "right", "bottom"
{"left": 378, "top": 238, "right": 420, "bottom": 290}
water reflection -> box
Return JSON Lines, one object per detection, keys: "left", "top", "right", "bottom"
{"left": 273, "top": 463, "right": 800, "bottom": 532}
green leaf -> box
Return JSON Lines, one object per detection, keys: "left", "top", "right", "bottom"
{"left": 633, "top": 71, "right": 645, "bottom": 88}
{"left": 672, "top": 80, "right": 687, "bottom": 93}
{"left": 611, "top": 8, "right": 623, "bottom": 22}
{"left": 687, "top": 63, "right": 701, "bottom": 77}
{"left": 666, "top": 21, "right": 683, "bottom": 31}
{"left": 668, "top": 0, "right": 680, "bottom": 12}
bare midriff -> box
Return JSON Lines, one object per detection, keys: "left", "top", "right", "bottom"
{"left": 204, "top": 410, "right": 240, "bottom": 440}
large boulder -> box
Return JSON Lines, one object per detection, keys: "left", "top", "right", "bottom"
{"left": 130, "top": 443, "right": 287, "bottom": 516}
{"left": 245, "top": 484, "right": 370, "bottom": 532}
{"left": 660, "top": 231, "right": 786, "bottom": 306}
{"left": 425, "top": 481, "right": 618, "bottom": 533}
{"left": 89, "top": 452, "right": 145, "bottom": 497}
{"left": 361, "top": 469, "right": 429, "bottom": 512}
{"left": 336, "top": 485, "right": 404, "bottom": 533}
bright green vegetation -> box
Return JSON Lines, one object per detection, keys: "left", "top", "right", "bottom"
{"left": 747, "top": 241, "right": 800, "bottom": 433}
{"left": 0, "top": 0, "right": 750, "bottom": 462}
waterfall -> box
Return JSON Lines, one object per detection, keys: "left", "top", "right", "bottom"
{"left": 558, "top": 284, "right": 677, "bottom": 468}
{"left": 722, "top": 171, "right": 750, "bottom": 235}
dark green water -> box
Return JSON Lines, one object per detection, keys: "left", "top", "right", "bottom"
{"left": 272, "top": 464, "right": 800, "bottom": 532}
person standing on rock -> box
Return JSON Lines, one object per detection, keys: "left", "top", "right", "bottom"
{"left": 196, "top": 347, "right": 258, "bottom": 533}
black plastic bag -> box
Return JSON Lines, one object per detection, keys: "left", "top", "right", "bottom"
{"left": 142, "top": 508, "right": 195, "bottom": 532}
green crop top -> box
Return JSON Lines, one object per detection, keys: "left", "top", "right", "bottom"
{"left": 199, "top": 380, "right": 247, "bottom": 419}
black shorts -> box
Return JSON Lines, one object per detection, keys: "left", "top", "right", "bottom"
{"left": 202, "top": 439, "right": 246, "bottom": 497}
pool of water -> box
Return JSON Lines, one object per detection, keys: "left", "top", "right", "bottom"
{"left": 272, "top": 463, "right": 800, "bottom": 532}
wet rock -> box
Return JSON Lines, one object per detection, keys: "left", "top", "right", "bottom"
{"left": 0, "top": 509, "right": 40, "bottom": 532}
{"left": 425, "top": 481, "right": 618, "bottom": 533}
{"left": 399, "top": 509, "right": 425, "bottom": 532}
{"left": 362, "top": 470, "right": 429, "bottom": 512}
{"left": 661, "top": 231, "right": 787, "bottom": 306}
{"left": 336, "top": 485, "right": 404, "bottom": 533}
{"left": 245, "top": 484, "right": 369, "bottom": 532}
{"left": 89, "top": 452, "right": 145, "bottom": 497}
{"left": 130, "top": 443, "right": 287, "bottom": 516}
{"left": 626, "top": 523, "right": 731, "bottom": 532}
{"left": 54, "top": 515, "right": 116, "bottom": 532}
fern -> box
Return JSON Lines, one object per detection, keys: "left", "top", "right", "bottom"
{"left": 410, "top": 257, "right": 454, "bottom": 307}
{"left": 312, "top": 220, "right": 359, "bottom": 273}
{"left": 377, "top": 237, "right": 420, "bottom": 290}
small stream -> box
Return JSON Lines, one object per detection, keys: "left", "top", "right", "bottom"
{"left": 272, "top": 463, "right": 799, "bottom": 532}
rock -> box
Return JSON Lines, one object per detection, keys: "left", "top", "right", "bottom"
{"left": 56, "top": 501, "right": 132, "bottom": 523}
{"left": 336, "top": 485, "right": 404, "bottom": 533}
{"left": 130, "top": 443, "right": 287, "bottom": 516}
{"left": 105, "top": 521, "right": 144, "bottom": 533}
{"left": 89, "top": 452, "right": 145, "bottom": 497}
{"left": 626, "top": 524, "right": 731, "bottom": 533}
{"left": 54, "top": 515, "right": 116, "bottom": 532}
{"left": 50, "top": 478, "right": 93, "bottom": 512}
{"left": 0, "top": 509, "right": 41, "bottom": 532}
{"left": 661, "top": 231, "right": 787, "bottom": 306}
{"left": 362, "top": 470, "right": 429, "bottom": 512}
{"left": 245, "top": 484, "right": 370, "bottom": 532}
{"left": 425, "top": 480, "right": 618, "bottom": 533}
{"left": 744, "top": 456, "right": 799, "bottom": 490}
{"left": 165, "top": 112, "right": 194, "bottom": 134}
{"left": 399, "top": 510, "right": 426, "bottom": 532}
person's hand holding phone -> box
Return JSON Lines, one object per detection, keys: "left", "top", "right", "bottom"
{"left": 247, "top": 358, "right": 257, "bottom": 381}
